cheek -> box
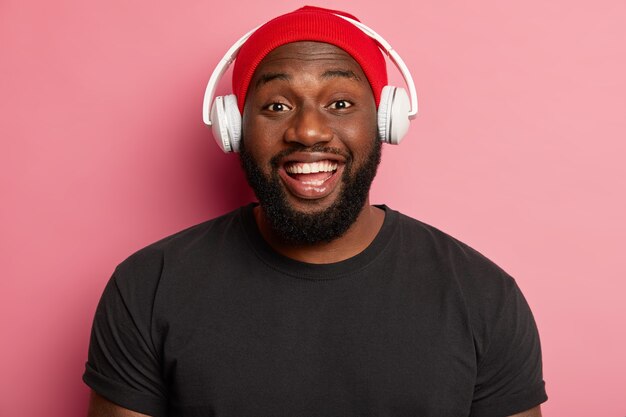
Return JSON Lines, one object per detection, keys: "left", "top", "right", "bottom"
{"left": 242, "top": 115, "right": 277, "bottom": 162}
{"left": 242, "top": 108, "right": 284, "bottom": 146}
{"left": 343, "top": 119, "right": 377, "bottom": 141}
{"left": 338, "top": 112, "right": 379, "bottom": 156}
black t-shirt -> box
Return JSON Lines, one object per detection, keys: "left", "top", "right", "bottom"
{"left": 83, "top": 204, "right": 547, "bottom": 417}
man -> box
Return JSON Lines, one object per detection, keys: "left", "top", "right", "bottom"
{"left": 84, "top": 6, "right": 547, "bottom": 417}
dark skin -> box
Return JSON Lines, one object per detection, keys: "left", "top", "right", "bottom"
{"left": 242, "top": 41, "right": 384, "bottom": 264}
{"left": 87, "top": 391, "right": 151, "bottom": 417}
{"left": 86, "top": 42, "right": 542, "bottom": 417}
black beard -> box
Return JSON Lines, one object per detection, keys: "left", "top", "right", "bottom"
{"left": 239, "top": 138, "right": 382, "bottom": 245}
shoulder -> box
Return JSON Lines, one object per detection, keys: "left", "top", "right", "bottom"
{"left": 392, "top": 209, "right": 516, "bottom": 291}
{"left": 386, "top": 209, "right": 547, "bottom": 417}
{"left": 113, "top": 206, "right": 247, "bottom": 295}
{"left": 390, "top": 209, "right": 521, "bottom": 336}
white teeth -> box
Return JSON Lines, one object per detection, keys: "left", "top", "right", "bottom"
{"left": 285, "top": 161, "right": 338, "bottom": 174}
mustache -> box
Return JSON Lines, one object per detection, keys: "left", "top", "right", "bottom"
{"left": 269, "top": 144, "right": 351, "bottom": 169}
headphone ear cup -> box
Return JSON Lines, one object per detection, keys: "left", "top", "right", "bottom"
{"left": 210, "top": 95, "right": 242, "bottom": 153}
{"left": 377, "top": 86, "right": 411, "bottom": 145}
{"left": 210, "top": 96, "right": 230, "bottom": 152}
{"left": 377, "top": 86, "right": 394, "bottom": 143}
{"left": 223, "top": 95, "right": 242, "bottom": 152}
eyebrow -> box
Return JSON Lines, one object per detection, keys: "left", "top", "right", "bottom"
{"left": 320, "top": 69, "right": 362, "bottom": 82}
{"left": 254, "top": 72, "right": 291, "bottom": 89}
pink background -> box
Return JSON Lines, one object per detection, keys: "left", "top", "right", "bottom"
{"left": 2, "top": 0, "right": 625, "bottom": 416}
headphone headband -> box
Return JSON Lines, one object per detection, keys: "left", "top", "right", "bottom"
{"left": 334, "top": 15, "right": 418, "bottom": 118}
{"left": 202, "top": 25, "right": 259, "bottom": 126}
{"left": 202, "top": 15, "right": 417, "bottom": 126}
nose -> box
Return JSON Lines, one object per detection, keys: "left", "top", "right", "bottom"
{"left": 284, "top": 104, "right": 333, "bottom": 147}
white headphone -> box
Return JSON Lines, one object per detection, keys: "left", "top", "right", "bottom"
{"left": 202, "top": 15, "right": 418, "bottom": 153}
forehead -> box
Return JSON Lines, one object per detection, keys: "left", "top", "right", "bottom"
{"left": 251, "top": 41, "right": 367, "bottom": 82}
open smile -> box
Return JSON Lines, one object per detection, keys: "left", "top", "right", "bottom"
{"left": 278, "top": 152, "right": 346, "bottom": 199}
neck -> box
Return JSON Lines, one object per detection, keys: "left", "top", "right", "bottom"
{"left": 253, "top": 201, "right": 385, "bottom": 264}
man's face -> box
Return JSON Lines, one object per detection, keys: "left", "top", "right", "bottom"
{"left": 240, "top": 41, "right": 381, "bottom": 244}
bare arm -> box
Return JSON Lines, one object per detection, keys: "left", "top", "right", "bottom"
{"left": 87, "top": 391, "right": 153, "bottom": 417}
{"left": 508, "top": 405, "right": 542, "bottom": 417}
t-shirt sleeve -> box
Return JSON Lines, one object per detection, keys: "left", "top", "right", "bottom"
{"left": 83, "top": 273, "right": 168, "bottom": 417}
{"left": 469, "top": 281, "right": 547, "bottom": 417}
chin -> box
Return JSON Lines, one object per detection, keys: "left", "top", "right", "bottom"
{"left": 239, "top": 136, "right": 381, "bottom": 245}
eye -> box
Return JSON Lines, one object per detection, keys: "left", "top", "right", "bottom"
{"left": 328, "top": 100, "right": 353, "bottom": 110}
{"left": 263, "top": 102, "right": 291, "bottom": 112}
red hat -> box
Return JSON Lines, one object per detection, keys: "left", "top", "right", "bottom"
{"left": 232, "top": 6, "right": 388, "bottom": 113}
